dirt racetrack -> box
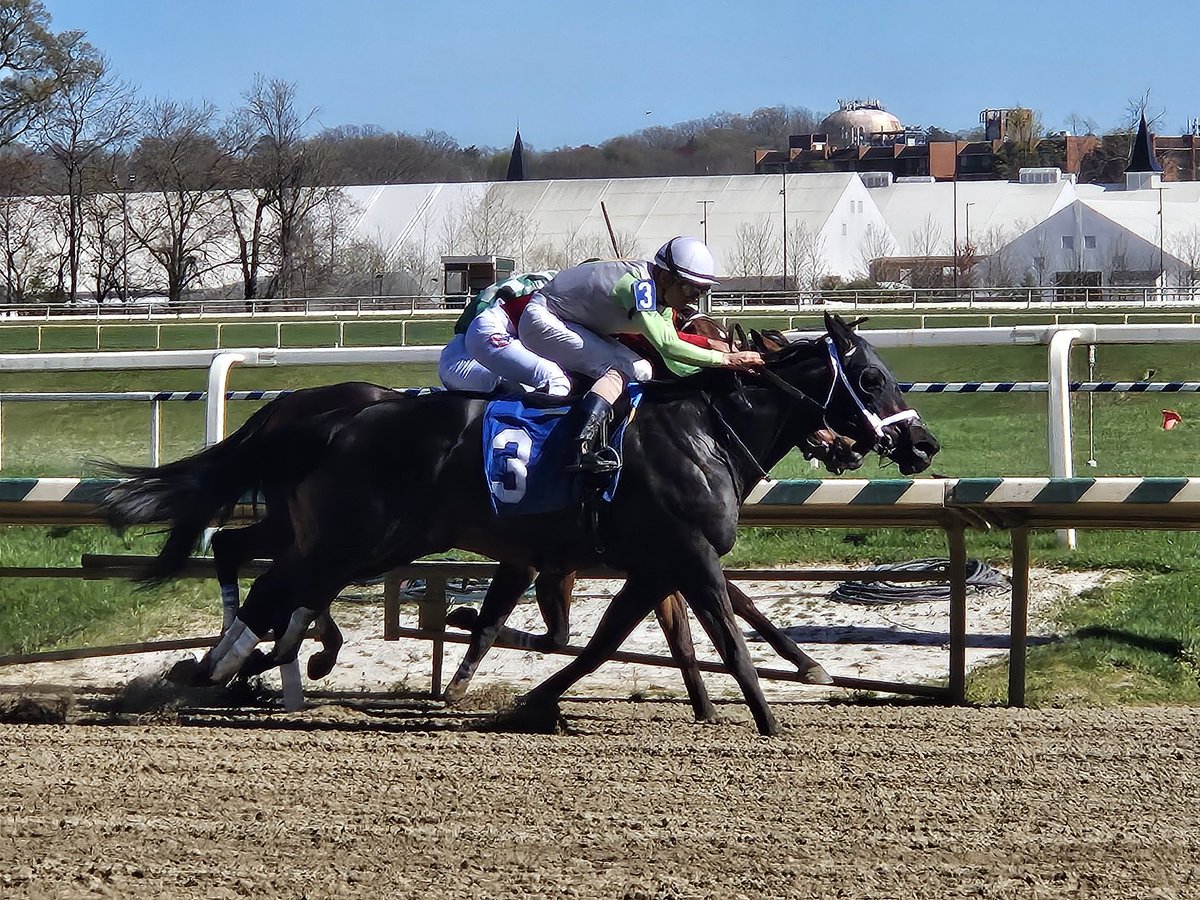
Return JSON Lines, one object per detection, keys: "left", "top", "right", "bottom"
{"left": 2, "top": 696, "right": 1199, "bottom": 899}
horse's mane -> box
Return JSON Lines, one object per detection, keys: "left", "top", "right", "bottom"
{"left": 635, "top": 334, "right": 827, "bottom": 403}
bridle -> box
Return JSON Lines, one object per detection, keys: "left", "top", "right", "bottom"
{"left": 755, "top": 335, "right": 919, "bottom": 454}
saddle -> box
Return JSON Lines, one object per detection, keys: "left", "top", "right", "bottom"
{"left": 482, "top": 389, "right": 640, "bottom": 519}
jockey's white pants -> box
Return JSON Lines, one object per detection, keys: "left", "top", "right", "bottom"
{"left": 465, "top": 302, "right": 571, "bottom": 396}
{"left": 438, "top": 334, "right": 501, "bottom": 392}
{"left": 518, "top": 297, "right": 653, "bottom": 383}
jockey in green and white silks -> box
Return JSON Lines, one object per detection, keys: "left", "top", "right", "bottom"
{"left": 437, "top": 270, "right": 571, "bottom": 395}
{"left": 515, "top": 237, "right": 764, "bottom": 472}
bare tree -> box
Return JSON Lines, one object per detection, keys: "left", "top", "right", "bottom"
{"left": 788, "top": 220, "right": 827, "bottom": 290}
{"left": 1124, "top": 88, "right": 1165, "bottom": 131}
{"left": 973, "top": 225, "right": 1016, "bottom": 288}
{"left": 442, "top": 190, "right": 538, "bottom": 259}
{"left": 907, "top": 214, "right": 945, "bottom": 288}
{"left": 855, "top": 222, "right": 894, "bottom": 280}
{"left": 40, "top": 42, "right": 135, "bottom": 299}
{"left": 236, "top": 75, "right": 334, "bottom": 298}
{"left": 728, "top": 219, "right": 779, "bottom": 288}
{"left": 1169, "top": 227, "right": 1200, "bottom": 292}
{"left": 128, "top": 99, "right": 232, "bottom": 302}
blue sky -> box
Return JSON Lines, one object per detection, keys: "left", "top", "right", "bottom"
{"left": 47, "top": 0, "right": 1200, "bottom": 151}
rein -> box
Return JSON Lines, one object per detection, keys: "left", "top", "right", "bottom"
{"left": 754, "top": 335, "right": 919, "bottom": 451}
{"left": 702, "top": 391, "right": 770, "bottom": 486}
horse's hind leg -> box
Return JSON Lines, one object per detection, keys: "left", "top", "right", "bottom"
{"left": 458, "top": 571, "right": 577, "bottom": 653}
{"left": 510, "top": 576, "right": 667, "bottom": 728}
{"left": 306, "top": 612, "right": 343, "bottom": 680}
{"left": 653, "top": 592, "right": 717, "bottom": 723}
{"left": 443, "top": 563, "right": 537, "bottom": 704}
{"left": 726, "top": 579, "right": 832, "bottom": 685}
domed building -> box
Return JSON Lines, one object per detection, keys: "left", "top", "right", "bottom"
{"left": 818, "top": 99, "right": 903, "bottom": 146}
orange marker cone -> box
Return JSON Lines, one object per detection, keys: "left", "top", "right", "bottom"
{"left": 1162, "top": 409, "right": 1182, "bottom": 430}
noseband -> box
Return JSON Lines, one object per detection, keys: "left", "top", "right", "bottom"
{"left": 755, "top": 336, "right": 919, "bottom": 453}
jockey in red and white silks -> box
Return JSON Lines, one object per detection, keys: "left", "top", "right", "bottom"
{"left": 437, "top": 270, "right": 570, "bottom": 395}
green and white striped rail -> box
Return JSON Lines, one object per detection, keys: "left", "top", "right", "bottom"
{"left": 2, "top": 478, "right": 1199, "bottom": 531}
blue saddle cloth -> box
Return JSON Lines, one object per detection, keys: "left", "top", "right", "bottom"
{"left": 483, "top": 387, "right": 643, "bottom": 518}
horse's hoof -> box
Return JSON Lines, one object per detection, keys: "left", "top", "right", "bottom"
{"left": 237, "top": 648, "right": 276, "bottom": 679}
{"left": 442, "top": 681, "right": 468, "bottom": 705}
{"left": 800, "top": 663, "right": 834, "bottom": 686}
{"left": 166, "top": 657, "right": 205, "bottom": 686}
{"left": 445, "top": 607, "right": 478, "bottom": 631}
{"left": 307, "top": 650, "right": 337, "bottom": 680}
{"left": 486, "top": 697, "right": 565, "bottom": 734}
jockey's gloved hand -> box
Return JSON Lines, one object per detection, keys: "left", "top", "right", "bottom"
{"left": 722, "top": 350, "right": 764, "bottom": 370}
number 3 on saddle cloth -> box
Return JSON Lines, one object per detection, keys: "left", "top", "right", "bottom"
{"left": 483, "top": 386, "right": 644, "bottom": 517}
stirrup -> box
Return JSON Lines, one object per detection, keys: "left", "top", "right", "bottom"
{"left": 568, "top": 445, "right": 620, "bottom": 474}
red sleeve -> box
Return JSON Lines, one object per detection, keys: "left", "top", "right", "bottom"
{"left": 677, "top": 330, "right": 712, "bottom": 348}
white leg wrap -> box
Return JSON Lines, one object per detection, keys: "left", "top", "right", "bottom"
{"left": 280, "top": 659, "right": 304, "bottom": 712}
{"left": 220, "top": 584, "right": 239, "bottom": 631}
{"left": 278, "top": 607, "right": 316, "bottom": 655}
{"left": 210, "top": 621, "right": 261, "bottom": 683}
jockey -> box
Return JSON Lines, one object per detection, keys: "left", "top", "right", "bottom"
{"left": 517, "top": 236, "right": 763, "bottom": 472}
{"left": 438, "top": 271, "right": 571, "bottom": 395}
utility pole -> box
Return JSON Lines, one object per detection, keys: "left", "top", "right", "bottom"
{"left": 779, "top": 173, "right": 788, "bottom": 289}
{"left": 697, "top": 199, "right": 713, "bottom": 244}
{"left": 1158, "top": 186, "right": 1166, "bottom": 294}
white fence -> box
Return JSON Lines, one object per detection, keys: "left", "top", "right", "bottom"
{"left": 0, "top": 322, "right": 1198, "bottom": 546}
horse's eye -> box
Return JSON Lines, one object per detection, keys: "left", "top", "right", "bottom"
{"left": 859, "top": 368, "right": 885, "bottom": 392}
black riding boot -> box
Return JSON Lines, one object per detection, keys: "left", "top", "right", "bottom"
{"left": 569, "top": 393, "right": 620, "bottom": 474}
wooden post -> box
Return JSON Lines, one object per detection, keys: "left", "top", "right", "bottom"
{"left": 383, "top": 570, "right": 401, "bottom": 641}
{"left": 418, "top": 575, "right": 448, "bottom": 697}
{"left": 947, "top": 522, "right": 968, "bottom": 704}
{"left": 1008, "top": 526, "right": 1031, "bottom": 707}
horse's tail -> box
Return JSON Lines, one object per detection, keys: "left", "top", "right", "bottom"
{"left": 98, "top": 399, "right": 334, "bottom": 584}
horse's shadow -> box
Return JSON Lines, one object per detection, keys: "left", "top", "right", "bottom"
{"left": 750, "top": 625, "right": 1061, "bottom": 649}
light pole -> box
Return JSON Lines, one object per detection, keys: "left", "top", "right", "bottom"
{"left": 697, "top": 199, "right": 713, "bottom": 244}
{"left": 111, "top": 172, "right": 134, "bottom": 301}
{"left": 964, "top": 201, "right": 976, "bottom": 285}
{"left": 779, "top": 174, "right": 788, "bottom": 289}
{"left": 1158, "top": 186, "right": 1166, "bottom": 292}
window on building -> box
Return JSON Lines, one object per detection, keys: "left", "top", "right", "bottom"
{"left": 842, "top": 223, "right": 847, "bottom": 236}
{"left": 857, "top": 200, "right": 864, "bottom": 213}
{"left": 1084, "top": 235, "right": 1096, "bottom": 249}
{"left": 1061, "top": 235, "right": 1075, "bottom": 250}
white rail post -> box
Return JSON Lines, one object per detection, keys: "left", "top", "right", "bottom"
{"left": 205, "top": 352, "right": 247, "bottom": 447}
{"left": 150, "top": 400, "right": 162, "bottom": 466}
{"left": 1048, "top": 329, "right": 1081, "bottom": 549}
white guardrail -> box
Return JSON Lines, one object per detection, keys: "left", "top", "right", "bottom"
{"left": 0, "top": 323, "right": 1198, "bottom": 545}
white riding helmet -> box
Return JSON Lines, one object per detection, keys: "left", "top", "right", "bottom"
{"left": 654, "top": 236, "right": 720, "bottom": 287}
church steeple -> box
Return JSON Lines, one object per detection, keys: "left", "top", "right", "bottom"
{"left": 1125, "top": 113, "right": 1163, "bottom": 190}
{"left": 506, "top": 128, "right": 525, "bottom": 181}
{"left": 1126, "top": 113, "right": 1162, "bottom": 174}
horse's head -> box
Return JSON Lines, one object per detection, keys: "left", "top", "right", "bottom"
{"left": 760, "top": 313, "right": 939, "bottom": 476}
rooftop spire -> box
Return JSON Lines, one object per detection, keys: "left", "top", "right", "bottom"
{"left": 1126, "top": 113, "right": 1162, "bottom": 174}
{"left": 506, "top": 128, "right": 525, "bottom": 181}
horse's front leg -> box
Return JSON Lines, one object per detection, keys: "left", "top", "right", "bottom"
{"left": 443, "top": 562, "right": 537, "bottom": 704}
{"left": 653, "top": 592, "right": 717, "bottom": 722}
{"left": 509, "top": 575, "right": 667, "bottom": 729}
{"left": 680, "top": 552, "right": 780, "bottom": 736}
{"left": 726, "top": 580, "right": 832, "bottom": 685}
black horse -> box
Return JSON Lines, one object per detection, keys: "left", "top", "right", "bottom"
{"left": 190, "top": 381, "right": 842, "bottom": 713}
{"left": 103, "top": 314, "right": 938, "bottom": 735}
{"left": 194, "top": 327, "right": 854, "bottom": 705}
